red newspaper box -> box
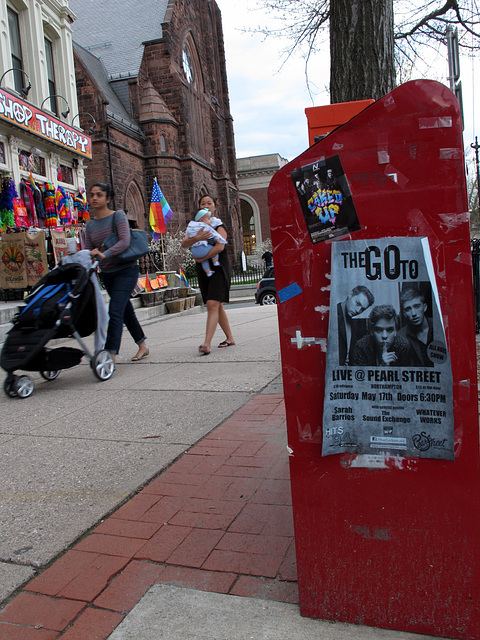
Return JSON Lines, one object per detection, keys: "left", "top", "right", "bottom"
{"left": 269, "top": 80, "right": 480, "bottom": 639}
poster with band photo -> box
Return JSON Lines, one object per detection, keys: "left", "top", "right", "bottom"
{"left": 322, "top": 237, "right": 454, "bottom": 461}
{"left": 291, "top": 155, "right": 361, "bottom": 243}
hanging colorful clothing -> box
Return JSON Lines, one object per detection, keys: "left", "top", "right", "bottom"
{"left": 68, "top": 191, "right": 77, "bottom": 224}
{"left": 74, "top": 188, "right": 89, "bottom": 222}
{"left": 0, "top": 177, "right": 17, "bottom": 230}
{"left": 20, "top": 180, "right": 38, "bottom": 227}
{"left": 56, "top": 186, "right": 72, "bottom": 225}
{"left": 30, "top": 172, "right": 45, "bottom": 225}
{"left": 13, "top": 197, "right": 30, "bottom": 227}
{"left": 42, "top": 182, "right": 58, "bottom": 227}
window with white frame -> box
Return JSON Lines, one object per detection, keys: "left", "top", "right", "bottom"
{"left": 57, "top": 162, "right": 73, "bottom": 185}
{"left": 44, "top": 38, "right": 57, "bottom": 115}
{"left": 18, "top": 149, "right": 46, "bottom": 177}
{"left": 7, "top": 7, "right": 24, "bottom": 94}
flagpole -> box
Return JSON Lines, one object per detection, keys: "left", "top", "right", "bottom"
{"left": 154, "top": 176, "right": 166, "bottom": 271}
{"left": 161, "top": 234, "right": 166, "bottom": 271}
{"left": 149, "top": 176, "right": 172, "bottom": 273}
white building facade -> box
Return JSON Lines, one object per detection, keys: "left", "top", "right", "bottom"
{"left": 237, "top": 153, "right": 288, "bottom": 254}
{"left": 0, "top": 0, "right": 90, "bottom": 193}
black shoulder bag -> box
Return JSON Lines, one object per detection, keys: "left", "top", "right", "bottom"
{"left": 102, "top": 211, "right": 149, "bottom": 264}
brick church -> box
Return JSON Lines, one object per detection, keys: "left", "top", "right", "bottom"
{"left": 70, "top": 0, "right": 241, "bottom": 257}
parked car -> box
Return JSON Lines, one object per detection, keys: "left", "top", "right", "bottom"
{"left": 255, "top": 267, "right": 276, "bottom": 305}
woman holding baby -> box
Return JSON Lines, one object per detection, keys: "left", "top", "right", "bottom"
{"left": 181, "top": 193, "right": 235, "bottom": 355}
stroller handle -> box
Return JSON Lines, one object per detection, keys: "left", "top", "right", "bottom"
{"left": 89, "top": 259, "right": 99, "bottom": 275}
{"left": 68, "top": 260, "right": 99, "bottom": 300}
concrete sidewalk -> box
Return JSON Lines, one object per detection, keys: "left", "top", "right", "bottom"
{"left": 0, "top": 304, "right": 280, "bottom": 598}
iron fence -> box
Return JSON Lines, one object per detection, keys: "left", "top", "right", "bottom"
{"left": 136, "top": 250, "right": 267, "bottom": 289}
{"left": 185, "top": 263, "right": 266, "bottom": 289}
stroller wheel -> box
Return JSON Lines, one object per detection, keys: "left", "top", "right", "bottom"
{"left": 4, "top": 377, "right": 18, "bottom": 398}
{"left": 14, "top": 375, "right": 34, "bottom": 398}
{"left": 40, "top": 370, "right": 61, "bottom": 381}
{"left": 92, "top": 350, "right": 115, "bottom": 381}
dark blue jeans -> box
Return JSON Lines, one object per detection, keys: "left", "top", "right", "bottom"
{"left": 101, "top": 265, "right": 146, "bottom": 354}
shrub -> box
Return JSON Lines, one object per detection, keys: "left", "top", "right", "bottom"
{"left": 149, "top": 230, "right": 195, "bottom": 273}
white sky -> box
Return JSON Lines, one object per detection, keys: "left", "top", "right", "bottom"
{"left": 216, "top": 0, "right": 480, "bottom": 167}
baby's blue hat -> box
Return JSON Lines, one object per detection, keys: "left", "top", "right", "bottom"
{"left": 195, "top": 208, "right": 210, "bottom": 222}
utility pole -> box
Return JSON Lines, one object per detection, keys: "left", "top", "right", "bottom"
{"left": 472, "top": 136, "right": 480, "bottom": 216}
{"left": 446, "top": 25, "right": 464, "bottom": 128}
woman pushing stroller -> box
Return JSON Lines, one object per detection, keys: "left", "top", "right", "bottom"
{"left": 85, "top": 183, "right": 149, "bottom": 363}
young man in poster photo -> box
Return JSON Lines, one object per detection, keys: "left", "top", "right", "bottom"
{"left": 350, "top": 304, "right": 411, "bottom": 367}
{"left": 338, "top": 285, "right": 374, "bottom": 365}
{"left": 398, "top": 286, "right": 434, "bottom": 367}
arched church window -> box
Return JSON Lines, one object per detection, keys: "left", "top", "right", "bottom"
{"left": 124, "top": 181, "right": 145, "bottom": 230}
{"left": 182, "top": 47, "right": 194, "bottom": 85}
{"left": 180, "top": 33, "right": 205, "bottom": 158}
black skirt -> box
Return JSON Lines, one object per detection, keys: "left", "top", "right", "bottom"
{"left": 196, "top": 240, "right": 232, "bottom": 304}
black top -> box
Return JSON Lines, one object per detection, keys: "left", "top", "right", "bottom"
{"left": 196, "top": 225, "right": 232, "bottom": 303}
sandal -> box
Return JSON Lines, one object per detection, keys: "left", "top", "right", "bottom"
{"left": 218, "top": 340, "right": 235, "bottom": 348}
{"left": 132, "top": 348, "right": 149, "bottom": 361}
{"left": 199, "top": 345, "right": 211, "bottom": 355}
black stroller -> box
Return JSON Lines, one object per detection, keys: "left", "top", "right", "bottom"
{"left": 1, "top": 259, "right": 114, "bottom": 398}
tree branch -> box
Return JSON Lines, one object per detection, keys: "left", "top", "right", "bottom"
{"left": 396, "top": 0, "right": 480, "bottom": 41}
{"left": 396, "top": 0, "right": 456, "bottom": 38}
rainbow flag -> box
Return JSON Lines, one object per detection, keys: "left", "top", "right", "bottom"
{"left": 179, "top": 268, "right": 189, "bottom": 288}
{"left": 149, "top": 178, "right": 173, "bottom": 240}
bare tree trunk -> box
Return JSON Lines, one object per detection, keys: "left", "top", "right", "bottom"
{"left": 330, "top": 0, "right": 395, "bottom": 103}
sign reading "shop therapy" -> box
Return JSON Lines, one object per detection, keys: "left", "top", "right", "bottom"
{"left": 0, "top": 88, "right": 92, "bottom": 159}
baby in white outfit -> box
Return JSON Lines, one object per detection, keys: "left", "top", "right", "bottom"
{"left": 186, "top": 208, "right": 227, "bottom": 277}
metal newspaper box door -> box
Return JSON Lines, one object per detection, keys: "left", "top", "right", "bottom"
{"left": 269, "top": 80, "right": 480, "bottom": 639}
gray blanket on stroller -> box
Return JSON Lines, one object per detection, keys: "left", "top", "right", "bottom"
{"left": 62, "top": 250, "right": 108, "bottom": 352}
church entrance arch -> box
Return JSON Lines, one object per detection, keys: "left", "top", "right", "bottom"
{"left": 240, "top": 194, "right": 262, "bottom": 255}
{"left": 125, "top": 181, "right": 146, "bottom": 229}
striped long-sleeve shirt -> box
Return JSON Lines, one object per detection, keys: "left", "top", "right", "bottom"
{"left": 85, "top": 210, "right": 135, "bottom": 273}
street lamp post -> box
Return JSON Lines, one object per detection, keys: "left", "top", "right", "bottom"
{"left": 471, "top": 136, "right": 480, "bottom": 216}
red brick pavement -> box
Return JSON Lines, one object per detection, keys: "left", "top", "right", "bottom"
{"left": 0, "top": 394, "right": 296, "bottom": 639}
